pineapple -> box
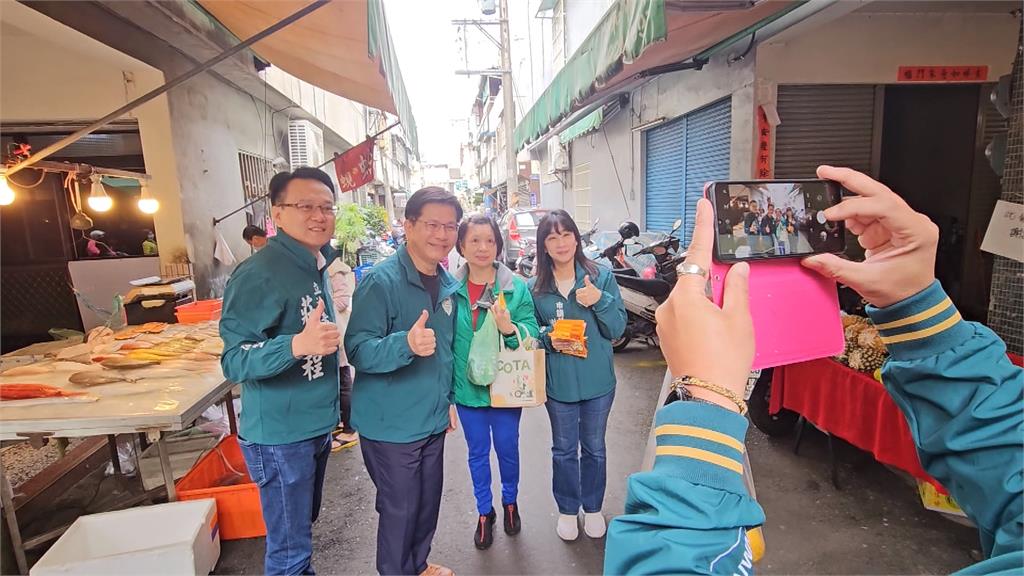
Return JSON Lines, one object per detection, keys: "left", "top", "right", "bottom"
{"left": 857, "top": 327, "right": 888, "bottom": 353}
{"left": 849, "top": 347, "right": 887, "bottom": 373}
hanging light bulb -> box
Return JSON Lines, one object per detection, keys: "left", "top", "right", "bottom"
{"left": 137, "top": 184, "right": 159, "bottom": 214}
{"left": 0, "top": 174, "right": 14, "bottom": 206}
{"left": 87, "top": 174, "right": 112, "bottom": 212}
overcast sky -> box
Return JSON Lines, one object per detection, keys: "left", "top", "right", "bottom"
{"left": 386, "top": 0, "right": 496, "bottom": 166}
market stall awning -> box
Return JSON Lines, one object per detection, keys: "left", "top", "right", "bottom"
{"left": 559, "top": 108, "right": 604, "bottom": 144}
{"left": 515, "top": 0, "right": 802, "bottom": 150}
{"left": 197, "top": 0, "right": 418, "bottom": 154}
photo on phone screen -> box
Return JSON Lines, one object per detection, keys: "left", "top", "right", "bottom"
{"left": 712, "top": 180, "right": 845, "bottom": 262}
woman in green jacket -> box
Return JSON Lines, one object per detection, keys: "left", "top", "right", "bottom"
{"left": 529, "top": 210, "right": 627, "bottom": 542}
{"left": 451, "top": 214, "right": 539, "bottom": 551}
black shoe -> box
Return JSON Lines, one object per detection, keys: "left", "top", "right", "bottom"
{"left": 474, "top": 510, "right": 496, "bottom": 550}
{"left": 503, "top": 502, "right": 521, "bottom": 536}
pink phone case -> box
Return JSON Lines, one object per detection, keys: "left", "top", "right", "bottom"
{"left": 705, "top": 183, "right": 844, "bottom": 369}
{"left": 709, "top": 259, "right": 844, "bottom": 369}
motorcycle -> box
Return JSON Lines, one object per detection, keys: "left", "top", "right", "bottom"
{"left": 516, "top": 219, "right": 600, "bottom": 278}
{"left": 600, "top": 219, "right": 685, "bottom": 352}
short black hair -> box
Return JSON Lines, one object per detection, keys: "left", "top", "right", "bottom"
{"left": 456, "top": 214, "right": 503, "bottom": 257}
{"left": 405, "top": 186, "right": 463, "bottom": 222}
{"left": 269, "top": 167, "right": 336, "bottom": 205}
{"left": 242, "top": 225, "right": 267, "bottom": 242}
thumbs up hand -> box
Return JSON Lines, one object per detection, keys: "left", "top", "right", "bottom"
{"left": 407, "top": 310, "right": 436, "bottom": 357}
{"left": 576, "top": 274, "right": 603, "bottom": 308}
{"left": 292, "top": 299, "right": 341, "bottom": 357}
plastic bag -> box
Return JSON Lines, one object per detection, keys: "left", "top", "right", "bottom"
{"left": 467, "top": 312, "right": 500, "bottom": 386}
{"left": 104, "top": 436, "right": 138, "bottom": 477}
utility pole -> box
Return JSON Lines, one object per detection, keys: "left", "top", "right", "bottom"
{"left": 498, "top": 0, "right": 519, "bottom": 209}
{"left": 374, "top": 112, "right": 396, "bottom": 225}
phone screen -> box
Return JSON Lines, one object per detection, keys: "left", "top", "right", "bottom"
{"left": 712, "top": 180, "right": 845, "bottom": 262}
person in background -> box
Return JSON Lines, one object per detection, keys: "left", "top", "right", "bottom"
{"left": 742, "top": 200, "right": 760, "bottom": 236}
{"left": 219, "top": 167, "right": 341, "bottom": 575}
{"left": 450, "top": 214, "right": 539, "bottom": 550}
{"left": 773, "top": 208, "right": 788, "bottom": 255}
{"left": 243, "top": 224, "right": 269, "bottom": 250}
{"left": 328, "top": 256, "right": 358, "bottom": 449}
{"left": 86, "top": 230, "right": 117, "bottom": 257}
{"left": 604, "top": 166, "right": 1022, "bottom": 575}
{"left": 142, "top": 230, "right": 158, "bottom": 256}
{"left": 529, "top": 210, "right": 627, "bottom": 542}
{"left": 345, "top": 187, "right": 463, "bottom": 576}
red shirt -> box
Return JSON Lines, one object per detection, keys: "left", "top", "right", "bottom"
{"left": 468, "top": 281, "right": 487, "bottom": 329}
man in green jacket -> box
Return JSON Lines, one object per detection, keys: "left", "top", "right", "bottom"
{"left": 605, "top": 167, "right": 1023, "bottom": 575}
{"left": 345, "top": 187, "right": 463, "bottom": 576}
{"left": 219, "top": 167, "right": 341, "bottom": 575}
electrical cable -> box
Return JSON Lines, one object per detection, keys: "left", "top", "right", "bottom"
{"left": 6, "top": 168, "right": 47, "bottom": 188}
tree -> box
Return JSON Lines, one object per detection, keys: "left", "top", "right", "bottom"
{"left": 361, "top": 204, "right": 388, "bottom": 237}
{"left": 335, "top": 203, "right": 366, "bottom": 266}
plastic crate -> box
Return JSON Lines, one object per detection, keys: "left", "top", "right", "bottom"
{"left": 175, "top": 299, "right": 223, "bottom": 324}
{"left": 353, "top": 263, "right": 374, "bottom": 283}
{"left": 176, "top": 435, "right": 265, "bottom": 540}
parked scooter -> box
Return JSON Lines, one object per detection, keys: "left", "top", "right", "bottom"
{"left": 600, "top": 219, "right": 686, "bottom": 352}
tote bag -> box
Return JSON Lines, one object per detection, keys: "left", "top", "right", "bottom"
{"left": 490, "top": 325, "right": 547, "bottom": 408}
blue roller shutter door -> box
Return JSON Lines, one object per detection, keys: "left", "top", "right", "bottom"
{"left": 644, "top": 97, "right": 731, "bottom": 244}
{"left": 683, "top": 98, "right": 731, "bottom": 245}
{"left": 644, "top": 117, "right": 687, "bottom": 233}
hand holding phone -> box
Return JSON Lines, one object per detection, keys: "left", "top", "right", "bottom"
{"left": 801, "top": 166, "right": 938, "bottom": 308}
{"left": 710, "top": 179, "right": 846, "bottom": 263}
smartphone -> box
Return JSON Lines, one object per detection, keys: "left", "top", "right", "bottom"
{"left": 709, "top": 179, "right": 846, "bottom": 262}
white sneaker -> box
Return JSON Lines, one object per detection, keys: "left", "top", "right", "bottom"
{"left": 556, "top": 513, "right": 579, "bottom": 541}
{"left": 583, "top": 512, "right": 606, "bottom": 538}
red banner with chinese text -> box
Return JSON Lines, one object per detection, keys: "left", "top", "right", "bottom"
{"left": 333, "top": 138, "right": 376, "bottom": 192}
{"left": 755, "top": 106, "right": 772, "bottom": 179}
{"left": 897, "top": 66, "right": 988, "bottom": 83}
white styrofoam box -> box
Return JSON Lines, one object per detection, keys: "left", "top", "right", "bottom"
{"left": 31, "top": 499, "right": 220, "bottom": 575}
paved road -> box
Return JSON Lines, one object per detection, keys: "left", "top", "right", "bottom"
{"left": 216, "top": 346, "right": 979, "bottom": 575}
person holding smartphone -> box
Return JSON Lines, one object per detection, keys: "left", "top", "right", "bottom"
{"left": 530, "top": 210, "right": 627, "bottom": 542}
{"left": 604, "top": 166, "right": 1022, "bottom": 575}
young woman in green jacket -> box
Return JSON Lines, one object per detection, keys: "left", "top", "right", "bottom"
{"left": 529, "top": 210, "right": 627, "bottom": 542}
{"left": 451, "top": 214, "right": 539, "bottom": 551}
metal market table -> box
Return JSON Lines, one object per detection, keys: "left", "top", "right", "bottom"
{"left": 0, "top": 363, "right": 237, "bottom": 574}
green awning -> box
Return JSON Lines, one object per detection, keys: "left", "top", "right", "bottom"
{"left": 515, "top": 0, "right": 803, "bottom": 151}
{"left": 515, "top": 0, "right": 666, "bottom": 150}
{"left": 559, "top": 108, "right": 604, "bottom": 144}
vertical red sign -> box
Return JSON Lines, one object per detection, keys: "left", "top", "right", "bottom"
{"left": 756, "top": 106, "right": 772, "bottom": 179}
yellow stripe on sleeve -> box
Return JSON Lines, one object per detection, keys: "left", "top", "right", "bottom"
{"left": 874, "top": 298, "right": 952, "bottom": 331}
{"left": 879, "top": 312, "right": 962, "bottom": 344}
{"left": 655, "top": 446, "right": 744, "bottom": 474}
{"left": 655, "top": 424, "right": 745, "bottom": 453}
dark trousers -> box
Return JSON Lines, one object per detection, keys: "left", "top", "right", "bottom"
{"left": 360, "top": 432, "right": 446, "bottom": 575}
{"left": 339, "top": 365, "right": 354, "bottom": 434}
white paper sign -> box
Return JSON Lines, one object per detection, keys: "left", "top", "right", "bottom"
{"left": 981, "top": 200, "right": 1024, "bottom": 263}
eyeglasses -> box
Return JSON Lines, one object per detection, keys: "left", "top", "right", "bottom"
{"left": 277, "top": 203, "right": 339, "bottom": 216}
{"left": 411, "top": 219, "right": 458, "bottom": 234}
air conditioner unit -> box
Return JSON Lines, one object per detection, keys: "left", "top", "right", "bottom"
{"left": 288, "top": 119, "right": 324, "bottom": 169}
{"left": 548, "top": 138, "right": 569, "bottom": 173}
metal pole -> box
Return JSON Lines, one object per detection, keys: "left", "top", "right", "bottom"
{"left": 378, "top": 133, "right": 397, "bottom": 226}
{"left": 5, "top": 0, "right": 332, "bottom": 177}
{"left": 499, "top": 0, "right": 520, "bottom": 209}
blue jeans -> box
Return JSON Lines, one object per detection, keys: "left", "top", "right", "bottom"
{"left": 457, "top": 405, "right": 522, "bottom": 515}
{"left": 545, "top": 390, "right": 615, "bottom": 515}
{"left": 239, "top": 434, "right": 331, "bottom": 575}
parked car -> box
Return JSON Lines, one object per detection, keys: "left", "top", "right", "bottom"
{"left": 498, "top": 208, "right": 549, "bottom": 267}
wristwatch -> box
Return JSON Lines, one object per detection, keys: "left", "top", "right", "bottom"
{"left": 664, "top": 378, "right": 710, "bottom": 407}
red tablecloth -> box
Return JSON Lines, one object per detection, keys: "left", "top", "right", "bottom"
{"left": 769, "top": 358, "right": 942, "bottom": 488}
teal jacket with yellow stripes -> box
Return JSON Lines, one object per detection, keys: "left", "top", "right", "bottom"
{"left": 604, "top": 281, "right": 1023, "bottom": 575}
